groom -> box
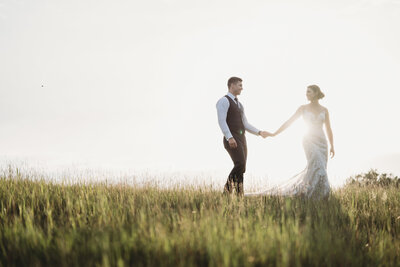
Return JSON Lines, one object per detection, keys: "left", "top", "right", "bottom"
{"left": 216, "top": 77, "right": 270, "bottom": 196}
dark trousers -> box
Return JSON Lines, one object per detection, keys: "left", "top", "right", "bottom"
{"left": 223, "top": 134, "right": 247, "bottom": 194}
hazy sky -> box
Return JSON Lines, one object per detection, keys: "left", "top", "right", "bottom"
{"left": 1, "top": 0, "right": 400, "bottom": 187}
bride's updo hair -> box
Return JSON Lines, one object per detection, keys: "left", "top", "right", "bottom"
{"left": 308, "top": 85, "right": 325, "bottom": 100}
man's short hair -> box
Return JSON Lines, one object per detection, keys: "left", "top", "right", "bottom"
{"left": 227, "top": 77, "right": 242, "bottom": 88}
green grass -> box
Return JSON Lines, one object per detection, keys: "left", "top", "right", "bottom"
{"left": 1, "top": 168, "right": 400, "bottom": 266}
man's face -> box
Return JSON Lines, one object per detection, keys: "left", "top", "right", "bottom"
{"left": 230, "top": 81, "right": 243, "bottom": 96}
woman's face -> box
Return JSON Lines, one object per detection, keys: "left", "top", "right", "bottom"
{"left": 306, "top": 88, "right": 316, "bottom": 101}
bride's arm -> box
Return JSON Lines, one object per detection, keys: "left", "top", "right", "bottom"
{"left": 324, "top": 108, "right": 335, "bottom": 158}
{"left": 272, "top": 106, "right": 303, "bottom": 136}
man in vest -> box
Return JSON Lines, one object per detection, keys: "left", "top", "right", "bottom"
{"left": 216, "top": 77, "right": 271, "bottom": 196}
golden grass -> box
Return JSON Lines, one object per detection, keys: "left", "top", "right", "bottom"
{"left": 1, "top": 167, "right": 400, "bottom": 266}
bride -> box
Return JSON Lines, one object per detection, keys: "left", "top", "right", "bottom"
{"left": 245, "top": 85, "right": 335, "bottom": 198}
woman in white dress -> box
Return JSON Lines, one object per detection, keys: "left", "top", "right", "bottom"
{"left": 245, "top": 85, "right": 335, "bottom": 198}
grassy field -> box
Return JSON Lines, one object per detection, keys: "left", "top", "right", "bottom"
{"left": 1, "top": 168, "right": 400, "bottom": 266}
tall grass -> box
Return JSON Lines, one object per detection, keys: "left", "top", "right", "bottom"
{"left": 1, "top": 167, "right": 400, "bottom": 266}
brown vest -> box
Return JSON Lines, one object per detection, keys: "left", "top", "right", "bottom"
{"left": 225, "top": 95, "right": 245, "bottom": 137}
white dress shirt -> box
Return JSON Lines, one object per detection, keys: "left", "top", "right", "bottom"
{"left": 216, "top": 92, "right": 260, "bottom": 140}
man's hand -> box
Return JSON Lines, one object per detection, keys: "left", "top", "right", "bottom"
{"left": 228, "top": 137, "right": 237, "bottom": 148}
{"left": 259, "top": 131, "right": 273, "bottom": 138}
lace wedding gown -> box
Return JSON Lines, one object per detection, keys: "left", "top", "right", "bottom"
{"left": 245, "top": 109, "right": 331, "bottom": 198}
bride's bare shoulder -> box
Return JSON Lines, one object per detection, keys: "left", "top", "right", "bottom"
{"left": 298, "top": 105, "right": 307, "bottom": 112}
{"left": 319, "top": 106, "right": 330, "bottom": 118}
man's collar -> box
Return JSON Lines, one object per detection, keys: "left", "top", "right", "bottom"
{"left": 227, "top": 92, "right": 237, "bottom": 100}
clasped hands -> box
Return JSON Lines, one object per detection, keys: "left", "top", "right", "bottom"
{"left": 259, "top": 131, "right": 275, "bottom": 139}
